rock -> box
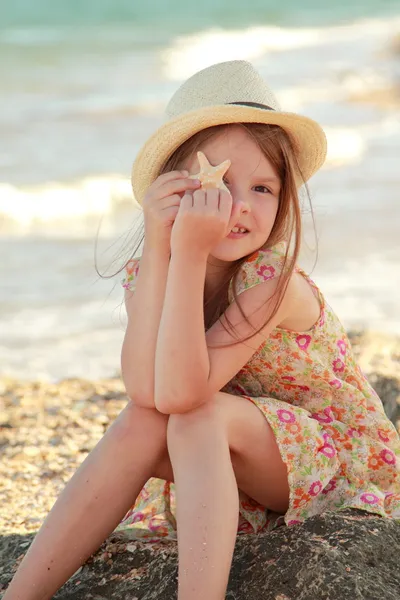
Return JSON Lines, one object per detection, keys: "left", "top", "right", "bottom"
{"left": 1, "top": 511, "right": 399, "bottom": 599}
{"left": 368, "top": 374, "right": 400, "bottom": 424}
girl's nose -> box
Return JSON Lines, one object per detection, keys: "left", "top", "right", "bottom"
{"left": 229, "top": 196, "right": 250, "bottom": 227}
{"left": 232, "top": 195, "right": 250, "bottom": 213}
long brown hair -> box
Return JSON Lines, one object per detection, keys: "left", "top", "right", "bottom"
{"left": 97, "top": 122, "right": 314, "bottom": 347}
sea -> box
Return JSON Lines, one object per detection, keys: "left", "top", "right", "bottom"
{"left": 1, "top": 0, "right": 400, "bottom": 381}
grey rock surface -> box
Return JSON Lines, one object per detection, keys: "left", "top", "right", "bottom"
{"left": 1, "top": 510, "right": 399, "bottom": 599}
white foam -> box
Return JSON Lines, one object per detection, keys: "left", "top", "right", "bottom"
{"left": 0, "top": 124, "right": 372, "bottom": 236}
{"left": 161, "top": 16, "right": 400, "bottom": 81}
{"left": 0, "top": 176, "right": 140, "bottom": 235}
{"left": 324, "top": 127, "right": 366, "bottom": 166}
{"left": 161, "top": 26, "right": 320, "bottom": 80}
{"left": 159, "top": 16, "right": 398, "bottom": 171}
{"left": 2, "top": 11, "right": 400, "bottom": 237}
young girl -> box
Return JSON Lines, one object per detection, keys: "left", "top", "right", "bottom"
{"left": 4, "top": 60, "right": 400, "bottom": 600}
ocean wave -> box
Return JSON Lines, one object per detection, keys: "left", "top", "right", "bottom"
{"left": 0, "top": 176, "right": 140, "bottom": 236}
{"left": 161, "top": 15, "right": 400, "bottom": 82}
{"left": 0, "top": 122, "right": 366, "bottom": 237}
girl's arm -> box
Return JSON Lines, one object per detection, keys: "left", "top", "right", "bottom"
{"left": 121, "top": 242, "right": 170, "bottom": 408}
{"left": 154, "top": 250, "right": 295, "bottom": 415}
{"left": 154, "top": 250, "right": 210, "bottom": 413}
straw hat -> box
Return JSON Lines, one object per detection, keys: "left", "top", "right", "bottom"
{"left": 131, "top": 60, "right": 327, "bottom": 205}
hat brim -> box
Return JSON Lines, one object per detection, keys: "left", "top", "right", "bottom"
{"left": 131, "top": 104, "right": 327, "bottom": 205}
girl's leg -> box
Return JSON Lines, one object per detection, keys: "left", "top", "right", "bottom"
{"left": 167, "top": 405, "right": 239, "bottom": 600}
{"left": 3, "top": 402, "right": 170, "bottom": 600}
{"left": 167, "top": 392, "right": 289, "bottom": 600}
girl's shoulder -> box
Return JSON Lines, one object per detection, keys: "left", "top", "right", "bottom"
{"left": 229, "top": 242, "right": 288, "bottom": 299}
{"left": 121, "top": 257, "right": 141, "bottom": 293}
{"left": 229, "top": 242, "right": 327, "bottom": 332}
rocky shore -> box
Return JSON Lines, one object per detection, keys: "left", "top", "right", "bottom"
{"left": 0, "top": 329, "right": 399, "bottom": 598}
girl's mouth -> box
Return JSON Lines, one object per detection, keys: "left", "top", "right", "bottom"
{"left": 226, "top": 229, "right": 249, "bottom": 239}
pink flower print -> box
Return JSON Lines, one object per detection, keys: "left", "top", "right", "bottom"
{"left": 296, "top": 334, "right": 312, "bottom": 351}
{"left": 347, "top": 427, "right": 362, "bottom": 439}
{"left": 277, "top": 409, "right": 296, "bottom": 424}
{"left": 149, "top": 517, "right": 165, "bottom": 533}
{"left": 320, "top": 444, "right": 337, "bottom": 458}
{"left": 288, "top": 520, "right": 302, "bottom": 526}
{"left": 377, "top": 429, "right": 390, "bottom": 443}
{"left": 379, "top": 448, "right": 396, "bottom": 465}
{"left": 282, "top": 376, "right": 296, "bottom": 382}
{"left": 257, "top": 264, "right": 275, "bottom": 281}
{"left": 238, "top": 521, "right": 254, "bottom": 534}
{"left": 131, "top": 511, "right": 145, "bottom": 523}
{"left": 322, "top": 479, "right": 337, "bottom": 495}
{"left": 333, "top": 358, "right": 345, "bottom": 374}
{"left": 298, "top": 385, "right": 310, "bottom": 392}
{"left": 360, "top": 492, "right": 379, "bottom": 505}
{"left": 309, "top": 481, "right": 323, "bottom": 497}
{"left": 337, "top": 339, "right": 347, "bottom": 356}
{"left": 312, "top": 406, "right": 334, "bottom": 424}
{"left": 329, "top": 379, "right": 342, "bottom": 389}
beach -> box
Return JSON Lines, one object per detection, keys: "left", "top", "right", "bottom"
{"left": 1, "top": 329, "right": 399, "bottom": 543}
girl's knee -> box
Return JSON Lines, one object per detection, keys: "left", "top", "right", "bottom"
{"left": 113, "top": 401, "right": 170, "bottom": 440}
{"left": 167, "top": 398, "right": 223, "bottom": 442}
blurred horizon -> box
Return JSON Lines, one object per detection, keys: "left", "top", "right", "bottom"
{"left": 1, "top": 0, "right": 399, "bottom": 381}
{"left": 2, "top": 0, "right": 399, "bottom": 29}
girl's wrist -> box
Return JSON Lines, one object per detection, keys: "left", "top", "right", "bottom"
{"left": 171, "top": 244, "right": 208, "bottom": 263}
{"left": 142, "top": 239, "right": 171, "bottom": 263}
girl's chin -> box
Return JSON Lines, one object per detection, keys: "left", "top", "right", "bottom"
{"left": 210, "top": 239, "right": 257, "bottom": 262}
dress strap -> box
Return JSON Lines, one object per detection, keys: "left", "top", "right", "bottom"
{"left": 228, "top": 242, "right": 288, "bottom": 302}
{"left": 121, "top": 258, "right": 141, "bottom": 293}
{"left": 294, "top": 265, "right": 326, "bottom": 328}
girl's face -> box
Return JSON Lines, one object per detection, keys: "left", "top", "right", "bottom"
{"left": 183, "top": 125, "right": 281, "bottom": 265}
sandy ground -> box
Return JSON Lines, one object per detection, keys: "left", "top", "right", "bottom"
{"left": 1, "top": 330, "right": 399, "bottom": 538}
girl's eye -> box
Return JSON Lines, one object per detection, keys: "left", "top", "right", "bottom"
{"left": 254, "top": 185, "right": 271, "bottom": 194}
{"left": 222, "top": 179, "right": 272, "bottom": 194}
{"left": 222, "top": 177, "right": 272, "bottom": 194}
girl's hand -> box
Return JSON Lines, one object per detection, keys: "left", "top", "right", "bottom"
{"left": 170, "top": 187, "right": 233, "bottom": 257}
{"left": 142, "top": 171, "right": 201, "bottom": 254}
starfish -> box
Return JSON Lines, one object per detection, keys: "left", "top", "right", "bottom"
{"left": 189, "top": 151, "right": 231, "bottom": 194}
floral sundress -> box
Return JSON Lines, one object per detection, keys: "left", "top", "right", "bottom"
{"left": 115, "top": 243, "right": 400, "bottom": 541}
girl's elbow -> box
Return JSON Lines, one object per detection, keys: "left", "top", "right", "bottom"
{"left": 155, "top": 392, "right": 207, "bottom": 415}
{"left": 154, "top": 396, "right": 182, "bottom": 415}
{"left": 125, "top": 386, "right": 155, "bottom": 409}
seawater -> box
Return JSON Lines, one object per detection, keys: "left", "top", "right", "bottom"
{"left": 0, "top": 0, "right": 399, "bottom": 380}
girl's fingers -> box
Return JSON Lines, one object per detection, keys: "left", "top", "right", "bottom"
{"left": 151, "top": 170, "right": 189, "bottom": 191}
{"left": 157, "top": 194, "right": 182, "bottom": 209}
{"left": 218, "top": 189, "right": 233, "bottom": 213}
{"left": 156, "top": 178, "right": 200, "bottom": 200}
{"left": 192, "top": 188, "right": 230, "bottom": 211}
